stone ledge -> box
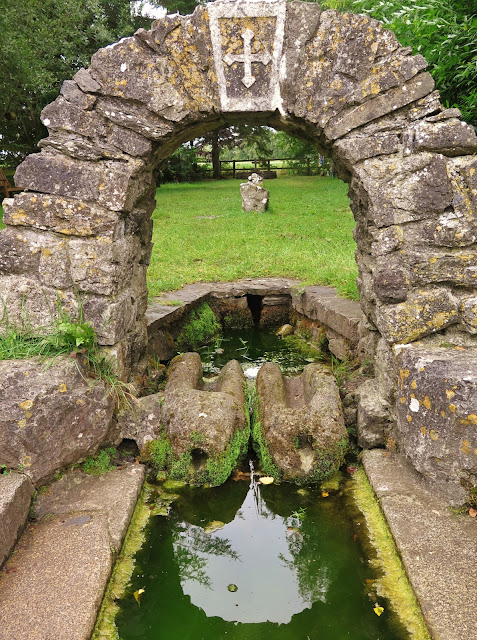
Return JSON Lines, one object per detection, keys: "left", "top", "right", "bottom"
{"left": 0, "top": 473, "right": 34, "bottom": 568}
{"left": 145, "top": 278, "right": 363, "bottom": 356}
{"left": 0, "top": 464, "right": 145, "bottom": 640}
{"left": 362, "top": 449, "right": 477, "bottom": 640}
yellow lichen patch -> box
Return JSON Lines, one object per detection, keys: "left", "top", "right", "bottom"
{"left": 407, "top": 415, "right": 412, "bottom": 423}
{"left": 20, "top": 400, "right": 33, "bottom": 410}
{"left": 422, "top": 397, "right": 431, "bottom": 410}
{"left": 400, "top": 397, "right": 406, "bottom": 404}
{"left": 351, "top": 468, "right": 431, "bottom": 640}
{"left": 461, "top": 441, "right": 471, "bottom": 454}
{"left": 410, "top": 380, "right": 417, "bottom": 390}
{"left": 441, "top": 411, "right": 446, "bottom": 418}
{"left": 448, "top": 404, "right": 456, "bottom": 413}
{"left": 445, "top": 389, "right": 455, "bottom": 400}
{"left": 420, "top": 426, "right": 427, "bottom": 435}
{"left": 22, "top": 455, "right": 32, "bottom": 467}
{"left": 17, "top": 419, "right": 26, "bottom": 429}
{"left": 467, "top": 414, "right": 477, "bottom": 425}
{"left": 58, "top": 383, "right": 67, "bottom": 393}
{"left": 429, "top": 430, "right": 439, "bottom": 441}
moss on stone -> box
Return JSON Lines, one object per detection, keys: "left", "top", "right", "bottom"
{"left": 351, "top": 467, "right": 431, "bottom": 640}
{"left": 145, "top": 422, "right": 250, "bottom": 487}
{"left": 91, "top": 483, "right": 154, "bottom": 640}
{"left": 307, "top": 437, "right": 348, "bottom": 485}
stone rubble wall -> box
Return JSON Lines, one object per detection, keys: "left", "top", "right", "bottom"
{"left": 0, "top": 0, "right": 476, "bottom": 500}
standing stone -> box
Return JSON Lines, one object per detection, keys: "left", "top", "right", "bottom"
{"left": 240, "top": 173, "right": 269, "bottom": 212}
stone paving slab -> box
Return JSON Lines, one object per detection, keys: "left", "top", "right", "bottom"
{"left": 362, "top": 449, "right": 477, "bottom": 640}
{"left": 36, "top": 464, "right": 145, "bottom": 551}
{"left": 0, "top": 473, "right": 34, "bottom": 568}
{"left": 0, "top": 463, "right": 145, "bottom": 640}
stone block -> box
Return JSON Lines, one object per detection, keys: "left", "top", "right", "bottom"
{"left": 403, "top": 119, "right": 477, "bottom": 156}
{"left": 0, "top": 274, "right": 79, "bottom": 330}
{"left": 89, "top": 36, "right": 190, "bottom": 122}
{"left": 14, "top": 152, "right": 150, "bottom": 212}
{"left": 326, "top": 327, "right": 353, "bottom": 361}
{"left": 325, "top": 73, "right": 435, "bottom": 140}
{"left": 256, "top": 362, "right": 347, "bottom": 481}
{"left": 82, "top": 289, "right": 136, "bottom": 345}
{"left": 395, "top": 343, "right": 477, "bottom": 504}
{"left": 41, "top": 96, "right": 106, "bottom": 138}
{"left": 0, "top": 358, "right": 114, "bottom": 486}
{"left": 68, "top": 235, "right": 140, "bottom": 296}
{"left": 95, "top": 96, "right": 175, "bottom": 141}
{"left": 460, "top": 296, "right": 477, "bottom": 334}
{"left": 259, "top": 294, "right": 290, "bottom": 328}
{"left": 73, "top": 67, "right": 101, "bottom": 93}
{"left": 376, "top": 287, "right": 459, "bottom": 344}
{"left": 355, "top": 153, "right": 452, "bottom": 228}
{"left": 373, "top": 255, "right": 410, "bottom": 303}
{"left": 292, "top": 10, "right": 401, "bottom": 126}
{"left": 2, "top": 192, "right": 123, "bottom": 238}
{"left": 333, "top": 133, "right": 400, "bottom": 167}
{"left": 356, "top": 378, "right": 392, "bottom": 448}
{"left": 292, "top": 286, "right": 362, "bottom": 345}
{"left": 0, "top": 473, "right": 34, "bottom": 568}
{"left": 60, "top": 80, "right": 96, "bottom": 110}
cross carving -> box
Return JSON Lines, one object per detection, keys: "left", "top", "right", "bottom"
{"left": 223, "top": 28, "right": 272, "bottom": 88}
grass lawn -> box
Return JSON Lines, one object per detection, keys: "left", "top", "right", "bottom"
{"left": 0, "top": 175, "right": 358, "bottom": 299}
{"left": 149, "top": 175, "right": 358, "bottom": 299}
{"left": 0, "top": 205, "right": 4, "bottom": 230}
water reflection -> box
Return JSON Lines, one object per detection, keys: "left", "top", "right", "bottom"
{"left": 172, "top": 471, "right": 329, "bottom": 623}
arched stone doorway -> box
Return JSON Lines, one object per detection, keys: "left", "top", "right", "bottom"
{"left": 1, "top": 0, "right": 476, "bottom": 500}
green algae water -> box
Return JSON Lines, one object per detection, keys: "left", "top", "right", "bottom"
{"left": 198, "top": 328, "right": 321, "bottom": 376}
{"left": 115, "top": 473, "right": 410, "bottom": 640}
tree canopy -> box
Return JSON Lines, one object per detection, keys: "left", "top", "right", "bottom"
{"left": 0, "top": 0, "right": 155, "bottom": 164}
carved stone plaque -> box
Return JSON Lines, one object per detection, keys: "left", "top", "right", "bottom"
{"left": 208, "top": 0, "right": 286, "bottom": 112}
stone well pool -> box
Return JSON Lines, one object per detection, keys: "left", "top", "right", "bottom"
{"left": 112, "top": 471, "right": 411, "bottom": 640}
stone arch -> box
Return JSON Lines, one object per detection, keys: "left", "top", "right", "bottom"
{"left": 2, "top": 2, "right": 477, "bottom": 495}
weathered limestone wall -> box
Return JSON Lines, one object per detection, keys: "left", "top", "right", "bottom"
{"left": 0, "top": 0, "right": 476, "bottom": 500}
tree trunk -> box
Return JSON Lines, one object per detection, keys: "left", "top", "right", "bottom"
{"left": 211, "top": 131, "right": 221, "bottom": 179}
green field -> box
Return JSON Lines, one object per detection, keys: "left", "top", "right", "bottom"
{"left": 0, "top": 176, "right": 358, "bottom": 298}
{"left": 149, "top": 176, "right": 357, "bottom": 298}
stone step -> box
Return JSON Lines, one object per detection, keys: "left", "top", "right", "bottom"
{"left": 362, "top": 450, "right": 477, "bottom": 640}
{"left": 0, "top": 464, "right": 145, "bottom": 640}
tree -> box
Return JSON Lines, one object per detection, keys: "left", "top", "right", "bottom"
{"left": 321, "top": 0, "right": 477, "bottom": 127}
{"left": 0, "top": 0, "right": 155, "bottom": 165}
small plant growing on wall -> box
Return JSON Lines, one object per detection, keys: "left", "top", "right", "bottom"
{"left": 176, "top": 302, "right": 221, "bottom": 351}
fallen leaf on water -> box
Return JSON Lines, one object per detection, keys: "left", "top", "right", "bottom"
{"left": 374, "top": 605, "right": 384, "bottom": 617}
{"left": 469, "top": 508, "right": 477, "bottom": 518}
{"left": 353, "top": 533, "right": 359, "bottom": 541}
{"left": 259, "top": 476, "right": 274, "bottom": 485}
{"left": 321, "top": 491, "right": 329, "bottom": 497}
{"left": 133, "top": 588, "right": 145, "bottom": 604}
